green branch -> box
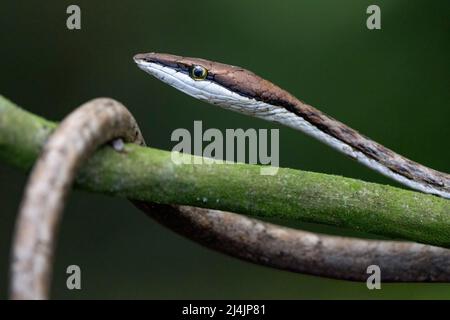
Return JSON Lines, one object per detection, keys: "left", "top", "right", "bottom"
{"left": 1, "top": 95, "right": 449, "bottom": 247}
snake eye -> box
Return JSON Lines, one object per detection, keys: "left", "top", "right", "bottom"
{"left": 190, "top": 65, "right": 208, "bottom": 80}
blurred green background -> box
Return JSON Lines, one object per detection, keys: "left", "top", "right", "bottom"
{"left": 0, "top": 0, "right": 449, "bottom": 299}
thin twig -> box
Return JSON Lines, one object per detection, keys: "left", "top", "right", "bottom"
{"left": 6, "top": 97, "right": 450, "bottom": 300}
{"left": 10, "top": 98, "right": 145, "bottom": 299}
{"left": 139, "top": 202, "right": 450, "bottom": 282}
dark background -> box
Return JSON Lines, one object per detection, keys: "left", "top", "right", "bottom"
{"left": 0, "top": 0, "right": 449, "bottom": 299}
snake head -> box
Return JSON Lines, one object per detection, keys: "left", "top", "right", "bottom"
{"left": 133, "top": 52, "right": 299, "bottom": 110}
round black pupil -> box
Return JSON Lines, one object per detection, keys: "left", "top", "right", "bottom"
{"left": 193, "top": 67, "right": 204, "bottom": 77}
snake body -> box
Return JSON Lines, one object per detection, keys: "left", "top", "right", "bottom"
{"left": 10, "top": 53, "right": 450, "bottom": 299}
{"left": 134, "top": 53, "right": 450, "bottom": 199}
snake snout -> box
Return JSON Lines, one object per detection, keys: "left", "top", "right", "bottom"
{"left": 133, "top": 53, "right": 149, "bottom": 63}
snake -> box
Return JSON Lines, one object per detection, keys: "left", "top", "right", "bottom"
{"left": 9, "top": 54, "right": 450, "bottom": 299}
{"left": 133, "top": 53, "right": 450, "bottom": 199}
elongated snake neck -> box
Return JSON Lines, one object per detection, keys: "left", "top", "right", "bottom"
{"left": 222, "top": 76, "right": 450, "bottom": 198}
{"left": 287, "top": 99, "right": 450, "bottom": 198}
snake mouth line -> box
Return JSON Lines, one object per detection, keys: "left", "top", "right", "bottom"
{"left": 134, "top": 59, "right": 253, "bottom": 105}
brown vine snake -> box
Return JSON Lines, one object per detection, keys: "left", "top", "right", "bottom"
{"left": 134, "top": 53, "right": 449, "bottom": 199}
{"left": 9, "top": 54, "right": 450, "bottom": 299}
